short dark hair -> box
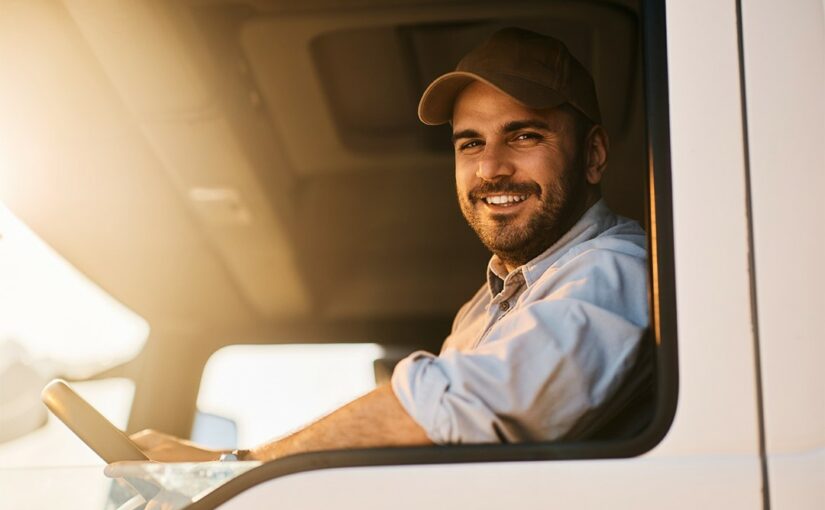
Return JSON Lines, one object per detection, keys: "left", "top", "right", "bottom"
{"left": 559, "top": 103, "right": 596, "bottom": 144}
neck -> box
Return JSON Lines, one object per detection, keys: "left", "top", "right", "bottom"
{"left": 500, "top": 188, "right": 601, "bottom": 273}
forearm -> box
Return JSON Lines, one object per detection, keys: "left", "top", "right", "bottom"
{"left": 248, "top": 384, "right": 432, "bottom": 461}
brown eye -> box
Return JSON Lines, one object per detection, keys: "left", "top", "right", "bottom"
{"left": 513, "top": 132, "right": 541, "bottom": 143}
{"left": 459, "top": 140, "right": 483, "bottom": 152}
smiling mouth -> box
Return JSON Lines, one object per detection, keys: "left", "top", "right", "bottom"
{"left": 482, "top": 194, "right": 530, "bottom": 207}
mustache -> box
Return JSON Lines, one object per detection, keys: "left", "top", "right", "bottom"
{"left": 468, "top": 180, "right": 542, "bottom": 202}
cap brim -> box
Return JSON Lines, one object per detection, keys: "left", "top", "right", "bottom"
{"left": 418, "top": 71, "right": 568, "bottom": 126}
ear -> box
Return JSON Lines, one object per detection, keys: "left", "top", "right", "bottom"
{"left": 584, "top": 125, "right": 609, "bottom": 185}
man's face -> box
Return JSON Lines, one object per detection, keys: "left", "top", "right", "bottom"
{"left": 452, "top": 81, "right": 594, "bottom": 269}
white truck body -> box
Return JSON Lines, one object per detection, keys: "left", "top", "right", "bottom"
{"left": 215, "top": 1, "right": 825, "bottom": 508}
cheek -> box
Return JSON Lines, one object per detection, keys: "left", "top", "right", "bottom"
{"left": 454, "top": 162, "right": 476, "bottom": 194}
{"left": 516, "top": 151, "right": 566, "bottom": 187}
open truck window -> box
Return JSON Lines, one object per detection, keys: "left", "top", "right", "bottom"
{"left": 179, "top": 0, "right": 677, "bottom": 498}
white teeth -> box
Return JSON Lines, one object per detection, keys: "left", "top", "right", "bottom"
{"left": 485, "top": 194, "right": 527, "bottom": 205}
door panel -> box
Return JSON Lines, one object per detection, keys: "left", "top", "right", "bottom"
{"left": 740, "top": 0, "right": 825, "bottom": 508}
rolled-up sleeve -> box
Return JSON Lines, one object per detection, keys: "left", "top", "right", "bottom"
{"left": 391, "top": 351, "right": 453, "bottom": 441}
{"left": 391, "top": 246, "right": 647, "bottom": 444}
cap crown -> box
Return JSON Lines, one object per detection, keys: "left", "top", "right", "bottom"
{"left": 418, "top": 27, "right": 601, "bottom": 125}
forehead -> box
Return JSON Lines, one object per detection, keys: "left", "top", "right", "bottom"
{"left": 451, "top": 81, "right": 566, "bottom": 131}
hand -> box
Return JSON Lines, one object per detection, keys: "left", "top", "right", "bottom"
{"left": 130, "top": 429, "right": 223, "bottom": 462}
{"left": 105, "top": 461, "right": 199, "bottom": 510}
{"left": 104, "top": 459, "right": 263, "bottom": 510}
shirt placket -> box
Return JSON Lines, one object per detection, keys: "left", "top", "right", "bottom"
{"left": 473, "top": 272, "right": 525, "bottom": 349}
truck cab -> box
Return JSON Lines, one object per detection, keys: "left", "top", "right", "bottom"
{"left": 0, "top": 0, "right": 821, "bottom": 508}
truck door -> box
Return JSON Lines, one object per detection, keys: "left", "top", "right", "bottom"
{"left": 739, "top": 1, "right": 825, "bottom": 508}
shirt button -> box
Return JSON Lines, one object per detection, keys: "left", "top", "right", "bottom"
{"left": 499, "top": 301, "right": 510, "bottom": 312}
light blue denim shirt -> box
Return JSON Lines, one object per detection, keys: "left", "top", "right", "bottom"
{"left": 391, "top": 200, "right": 648, "bottom": 444}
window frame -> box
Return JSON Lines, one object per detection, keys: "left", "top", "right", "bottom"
{"left": 188, "top": 0, "right": 678, "bottom": 506}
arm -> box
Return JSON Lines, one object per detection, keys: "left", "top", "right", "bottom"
{"left": 130, "top": 384, "right": 432, "bottom": 463}
{"left": 392, "top": 248, "right": 649, "bottom": 444}
{"left": 248, "top": 384, "right": 431, "bottom": 461}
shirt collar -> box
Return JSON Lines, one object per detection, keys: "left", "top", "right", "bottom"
{"left": 486, "top": 255, "right": 510, "bottom": 297}
{"left": 485, "top": 199, "right": 612, "bottom": 295}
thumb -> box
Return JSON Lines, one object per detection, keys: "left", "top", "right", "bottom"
{"left": 129, "top": 429, "right": 176, "bottom": 450}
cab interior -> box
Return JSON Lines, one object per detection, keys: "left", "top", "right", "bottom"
{"left": 0, "top": 0, "right": 648, "bottom": 447}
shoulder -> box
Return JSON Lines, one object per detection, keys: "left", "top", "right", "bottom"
{"left": 553, "top": 212, "right": 646, "bottom": 271}
{"left": 580, "top": 213, "right": 645, "bottom": 256}
{"left": 523, "top": 215, "right": 648, "bottom": 327}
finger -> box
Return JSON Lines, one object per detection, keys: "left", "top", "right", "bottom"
{"left": 146, "top": 498, "right": 180, "bottom": 510}
{"left": 129, "top": 429, "right": 173, "bottom": 449}
{"left": 105, "top": 460, "right": 155, "bottom": 478}
{"left": 104, "top": 465, "right": 164, "bottom": 500}
{"left": 110, "top": 478, "right": 149, "bottom": 510}
{"left": 123, "top": 476, "right": 162, "bottom": 500}
{"left": 152, "top": 490, "right": 193, "bottom": 509}
{"left": 142, "top": 445, "right": 221, "bottom": 463}
{"left": 118, "top": 494, "right": 147, "bottom": 510}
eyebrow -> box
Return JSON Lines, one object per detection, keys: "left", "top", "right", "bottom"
{"left": 451, "top": 119, "right": 552, "bottom": 144}
{"left": 451, "top": 129, "right": 480, "bottom": 144}
{"left": 501, "top": 119, "right": 551, "bottom": 133}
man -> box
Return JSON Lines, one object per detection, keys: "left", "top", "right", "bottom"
{"left": 131, "top": 27, "right": 647, "bottom": 462}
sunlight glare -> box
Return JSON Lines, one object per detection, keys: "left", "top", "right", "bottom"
{"left": 0, "top": 203, "right": 149, "bottom": 377}
{"left": 197, "top": 343, "right": 385, "bottom": 446}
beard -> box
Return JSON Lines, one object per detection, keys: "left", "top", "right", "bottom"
{"left": 457, "top": 153, "right": 589, "bottom": 269}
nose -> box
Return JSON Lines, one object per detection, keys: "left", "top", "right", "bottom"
{"left": 477, "top": 143, "right": 514, "bottom": 181}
